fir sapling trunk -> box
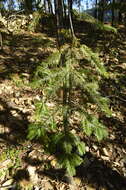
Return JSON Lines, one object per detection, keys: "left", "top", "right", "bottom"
{"left": 63, "top": 73, "right": 72, "bottom": 134}
{"left": 62, "top": 55, "right": 77, "bottom": 189}
{"left": 63, "top": 88, "right": 77, "bottom": 188}
{"left": 63, "top": 78, "right": 69, "bottom": 134}
{"left": 68, "top": 73, "right": 72, "bottom": 110}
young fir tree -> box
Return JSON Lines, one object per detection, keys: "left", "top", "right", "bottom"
{"left": 27, "top": 39, "right": 111, "bottom": 177}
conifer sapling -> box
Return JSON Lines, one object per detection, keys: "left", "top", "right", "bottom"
{"left": 27, "top": 42, "right": 111, "bottom": 177}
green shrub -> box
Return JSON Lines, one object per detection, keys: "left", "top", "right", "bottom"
{"left": 28, "top": 42, "right": 111, "bottom": 177}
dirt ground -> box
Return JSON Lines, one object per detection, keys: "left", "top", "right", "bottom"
{"left": 0, "top": 27, "right": 126, "bottom": 190}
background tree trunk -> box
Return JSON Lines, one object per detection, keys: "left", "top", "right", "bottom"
{"left": 98, "top": 0, "right": 105, "bottom": 22}
{"left": 68, "top": 0, "right": 75, "bottom": 38}
{"left": 24, "top": 0, "right": 33, "bottom": 13}
{"left": 111, "top": 0, "right": 115, "bottom": 26}
{"left": 54, "top": 0, "right": 64, "bottom": 47}
{"left": 47, "top": 0, "right": 53, "bottom": 14}
{"left": 94, "top": 0, "right": 98, "bottom": 19}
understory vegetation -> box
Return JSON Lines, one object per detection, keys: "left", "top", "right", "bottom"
{"left": 28, "top": 42, "right": 111, "bottom": 177}
{"left": 0, "top": 0, "right": 126, "bottom": 190}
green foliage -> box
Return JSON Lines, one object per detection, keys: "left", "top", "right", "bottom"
{"left": 106, "top": 2, "right": 126, "bottom": 13}
{"left": 79, "top": 12, "right": 96, "bottom": 23}
{"left": 49, "top": 132, "right": 85, "bottom": 176}
{"left": 74, "top": 11, "right": 117, "bottom": 33}
{"left": 60, "top": 29, "right": 72, "bottom": 43}
{"left": 82, "top": 116, "right": 108, "bottom": 141}
{"left": 0, "top": 147, "right": 21, "bottom": 173}
{"left": 27, "top": 101, "right": 56, "bottom": 143}
{"left": 96, "top": 22, "right": 117, "bottom": 33}
{"left": 28, "top": 42, "right": 111, "bottom": 176}
{"left": 10, "top": 74, "right": 24, "bottom": 87}
{"left": 28, "top": 11, "right": 42, "bottom": 32}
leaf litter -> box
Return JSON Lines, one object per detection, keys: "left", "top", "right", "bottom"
{"left": 0, "top": 28, "right": 126, "bottom": 190}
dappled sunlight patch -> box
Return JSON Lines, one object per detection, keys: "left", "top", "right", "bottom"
{"left": 0, "top": 8, "right": 126, "bottom": 190}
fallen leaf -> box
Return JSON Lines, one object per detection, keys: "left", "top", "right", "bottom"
{"left": 74, "top": 177, "right": 81, "bottom": 186}
{"left": 50, "top": 159, "right": 57, "bottom": 167}
{"left": 1, "top": 179, "right": 13, "bottom": 189}
{"left": 101, "top": 155, "right": 110, "bottom": 161}
{"left": 0, "top": 159, "right": 12, "bottom": 169}
{"left": 44, "top": 181, "right": 54, "bottom": 190}
{"left": 27, "top": 165, "right": 39, "bottom": 184}
{"left": 102, "top": 147, "right": 109, "bottom": 157}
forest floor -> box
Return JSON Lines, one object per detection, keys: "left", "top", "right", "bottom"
{"left": 0, "top": 24, "right": 126, "bottom": 190}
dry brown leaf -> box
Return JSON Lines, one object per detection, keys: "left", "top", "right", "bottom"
{"left": 102, "top": 148, "right": 109, "bottom": 157}
{"left": 74, "top": 177, "right": 81, "bottom": 186}
{"left": 0, "top": 159, "right": 11, "bottom": 169}
{"left": 101, "top": 155, "right": 110, "bottom": 161}
{"left": 44, "top": 181, "right": 54, "bottom": 190}
{"left": 27, "top": 165, "right": 39, "bottom": 184}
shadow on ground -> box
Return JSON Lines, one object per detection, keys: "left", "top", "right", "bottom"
{"left": 0, "top": 97, "right": 29, "bottom": 145}
{"left": 0, "top": 24, "right": 126, "bottom": 190}
{"left": 0, "top": 31, "right": 56, "bottom": 80}
{"left": 12, "top": 151, "right": 126, "bottom": 190}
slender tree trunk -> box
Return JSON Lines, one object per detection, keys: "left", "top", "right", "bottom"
{"left": 7, "top": 0, "right": 15, "bottom": 11}
{"left": 68, "top": 0, "right": 75, "bottom": 38}
{"left": 111, "top": 0, "right": 115, "bottom": 26}
{"left": 63, "top": 81, "right": 68, "bottom": 135}
{"left": 24, "top": 0, "right": 33, "bottom": 13}
{"left": 0, "top": 1, "right": 4, "bottom": 11}
{"left": 47, "top": 0, "right": 53, "bottom": 14}
{"left": 118, "top": 11, "right": 122, "bottom": 24}
{"left": 69, "top": 0, "right": 72, "bottom": 18}
{"left": 118, "top": 0, "right": 123, "bottom": 24}
{"left": 78, "top": 0, "right": 81, "bottom": 13}
{"left": 50, "top": 0, "right": 53, "bottom": 14}
{"left": 63, "top": 0, "right": 67, "bottom": 20}
{"left": 54, "top": 0, "right": 64, "bottom": 47}
{"left": 94, "top": 0, "right": 98, "bottom": 19}
{"left": 54, "top": 0, "right": 63, "bottom": 29}
{"left": 99, "top": 0, "right": 105, "bottom": 22}
{"left": 43, "top": 0, "right": 47, "bottom": 12}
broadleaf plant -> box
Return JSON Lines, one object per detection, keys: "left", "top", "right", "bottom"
{"left": 28, "top": 42, "right": 111, "bottom": 177}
